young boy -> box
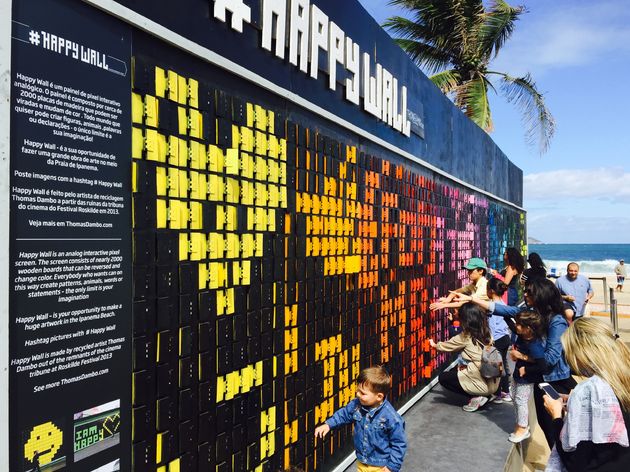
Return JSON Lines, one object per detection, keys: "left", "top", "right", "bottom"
{"left": 314, "top": 366, "right": 407, "bottom": 472}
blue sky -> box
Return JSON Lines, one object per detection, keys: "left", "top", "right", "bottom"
{"left": 358, "top": 0, "right": 630, "bottom": 243}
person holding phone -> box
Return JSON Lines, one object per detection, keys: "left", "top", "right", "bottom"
{"left": 454, "top": 278, "right": 575, "bottom": 448}
{"left": 544, "top": 318, "right": 630, "bottom": 471}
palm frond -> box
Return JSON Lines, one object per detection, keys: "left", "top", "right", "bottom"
{"left": 385, "top": 1, "right": 481, "bottom": 56}
{"left": 450, "top": 0, "right": 486, "bottom": 56}
{"left": 491, "top": 71, "right": 556, "bottom": 153}
{"left": 393, "top": 38, "right": 454, "bottom": 73}
{"left": 429, "top": 69, "right": 462, "bottom": 93}
{"left": 454, "top": 74, "right": 493, "bottom": 131}
{"left": 479, "top": 0, "right": 526, "bottom": 60}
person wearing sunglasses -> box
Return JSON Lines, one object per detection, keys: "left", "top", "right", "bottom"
{"left": 454, "top": 278, "right": 575, "bottom": 448}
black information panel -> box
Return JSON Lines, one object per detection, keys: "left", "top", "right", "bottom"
{"left": 9, "top": 0, "right": 131, "bottom": 470}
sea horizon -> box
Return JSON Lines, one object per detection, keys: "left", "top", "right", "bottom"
{"left": 527, "top": 243, "right": 629, "bottom": 276}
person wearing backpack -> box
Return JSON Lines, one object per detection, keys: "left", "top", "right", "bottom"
{"left": 455, "top": 279, "right": 575, "bottom": 448}
{"left": 506, "top": 309, "right": 546, "bottom": 443}
{"left": 429, "top": 303, "right": 500, "bottom": 412}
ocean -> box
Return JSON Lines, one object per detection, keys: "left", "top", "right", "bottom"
{"left": 528, "top": 244, "right": 630, "bottom": 276}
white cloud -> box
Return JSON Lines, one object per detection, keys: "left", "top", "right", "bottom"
{"left": 524, "top": 168, "right": 630, "bottom": 201}
{"left": 492, "top": 1, "right": 630, "bottom": 76}
{"left": 527, "top": 214, "right": 630, "bottom": 244}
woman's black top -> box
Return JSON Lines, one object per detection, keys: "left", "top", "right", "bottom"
{"left": 522, "top": 267, "right": 546, "bottom": 282}
{"left": 553, "top": 408, "right": 630, "bottom": 471}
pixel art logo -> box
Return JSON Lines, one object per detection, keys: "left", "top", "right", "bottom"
{"left": 24, "top": 421, "right": 63, "bottom": 467}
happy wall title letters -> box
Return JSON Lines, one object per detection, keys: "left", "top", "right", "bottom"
{"left": 212, "top": 0, "right": 412, "bottom": 137}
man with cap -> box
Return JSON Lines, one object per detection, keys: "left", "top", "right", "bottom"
{"left": 615, "top": 259, "right": 626, "bottom": 292}
{"left": 430, "top": 258, "right": 489, "bottom": 311}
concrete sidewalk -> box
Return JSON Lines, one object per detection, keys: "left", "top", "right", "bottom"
{"left": 343, "top": 384, "right": 514, "bottom": 472}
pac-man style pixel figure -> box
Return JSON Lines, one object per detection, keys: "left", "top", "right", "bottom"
{"left": 24, "top": 421, "right": 63, "bottom": 467}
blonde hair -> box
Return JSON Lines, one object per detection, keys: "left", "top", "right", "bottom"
{"left": 357, "top": 366, "right": 391, "bottom": 395}
{"left": 562, "top": 318, "right": 630, "bottom": 410}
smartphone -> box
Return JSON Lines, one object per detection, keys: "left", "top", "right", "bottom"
{"left": 538, "top": 382, "right": 561, "bottom": 400}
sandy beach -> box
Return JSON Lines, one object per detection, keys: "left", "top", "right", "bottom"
{"left": 583, "top": 274, "right": 630, "bottom": 315}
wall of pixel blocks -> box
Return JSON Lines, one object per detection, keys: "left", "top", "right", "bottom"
{"left": 129, "top": 58, "right": 525, "bottom": 472}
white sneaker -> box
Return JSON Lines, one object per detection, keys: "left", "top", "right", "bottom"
{"left": 491, "top": 394, "right": 503, "bottom": 404}
{"left": 463, "top": 396, "right": 489, "bottom": 412}
{"left": 508, "top": 427, "right": 531, "bottom": 443}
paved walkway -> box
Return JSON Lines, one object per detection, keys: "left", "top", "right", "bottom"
{"left": 341, "top": 284, "right": 630, "bottom": 472}
{"left": 343, "top": 383, "right": 514, "bottom": 472}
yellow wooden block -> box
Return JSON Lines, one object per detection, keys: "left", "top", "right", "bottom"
{"left": 177, "top": 75, "right": 187, "bottom": 105}
{"left": 131, "top": 92, "right": 144, "bottom": 124}
{"left": 155, "top": 167, "right": 167, "bottom": 196}
{"left": 240, "top": 152, "right": 254, "bottom": 179}
{"left": 155, "top": 66, "right": 167, "bottom": 97}
{"left": 225, "top": 148, "right": 239, "bottom": 175}
{"left": 167, "top": 70, "right": 179, "bottom": 102}
{"left": 208, "top": 174, "right": 225, "bottom": 202}
{"left": 167, "top": 167, "right": 179, "bottom": 198}
{"left": 168, "top": 458, "right": 180, "bottom": 472}
{"left": 144, "top": 95, "right": 158, "bottom": 127}
{"left": 216, "top": 375, "right": 226, "bottom": 402}
{"left": 177, "top": 106, "right": 187, "bottom": 135}
{"left": 156, "top": 199, "right": 167, "bottom": 228}
{"left": 198, "top": 263, "right": 208, "bottom": 290}
{"left": 207, "top": 145, "right": 225, "bottom": 172}
{"left": 240, "top": 126, "right": 254, "bottom": 152}
{"left": 267, "top": 110, "right": 275, "bottom": 134}
{"left": 189, "top": 140, "right": 205, "bottom": 170}
{"left": 178, "top": 233, "right": 188, "bottom": 260}
{"left": 188, "top": 78, "right": 199, "bottom": 108}
{"left": 132, "top": 127, "right": 143, "bottom": 159}
{"left": 189, "top": 108, "right": 202, "bottom": 139}
{"left": 246, "top": 103, "right": 255, "bottom": 128}
{"left": 255, "top": 130, "right": 267, "bottom": 155}
{"left": 254, "top": 104, "right": 267, "bottom": 130}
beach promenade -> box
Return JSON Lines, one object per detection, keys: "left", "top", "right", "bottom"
{"left": 342, "top": 274, "right": 629, "bottom": 472}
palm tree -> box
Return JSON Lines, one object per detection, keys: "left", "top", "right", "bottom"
{"left": 384, "top": 0, "right": 555, "bottom": 153}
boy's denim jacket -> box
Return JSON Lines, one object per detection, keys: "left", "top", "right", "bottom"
{"left": 326, "top": 398, "right": 406, "bottom": 472}
{"left": 489, "top": 302, "right": 572, "bottom": 382}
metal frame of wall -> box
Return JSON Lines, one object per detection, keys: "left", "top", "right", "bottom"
{"left": 1, "top": 1, "right": 14, "bottom": 469}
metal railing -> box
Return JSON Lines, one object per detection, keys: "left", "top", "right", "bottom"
{"left": 588, "top": 276, "right": 610, "bottom": 312}
{"left": 609, "top": 287, "right": 619, "bottom": 336}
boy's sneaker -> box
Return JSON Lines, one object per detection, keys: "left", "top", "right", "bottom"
{"left": 463, "top": 396, "right": 489, "bottom": 412}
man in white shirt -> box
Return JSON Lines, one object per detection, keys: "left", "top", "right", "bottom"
{"left": 614, "top": 259, "right": 626, "bottom": 292}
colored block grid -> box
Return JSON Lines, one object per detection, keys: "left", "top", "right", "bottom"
{"left": 130, "top": 58, "right": 525, "bottom": 472}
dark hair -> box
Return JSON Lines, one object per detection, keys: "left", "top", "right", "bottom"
{"left": 525, "top": 278, "right": 564, "bottom": 324}
{"left": 459, "top": 302, "right": 492, "bottom": 345}
{"left": 515, "top": 309, "right": 546, "bottom": 338}
{"left": 487, "top": 277, "right": 507, "bottom": 296}
{"left": 505, "top": 247, "right": 525, "bottom": 273}
{"left": 527, "top": 252, "right": 546, "bottom": 269}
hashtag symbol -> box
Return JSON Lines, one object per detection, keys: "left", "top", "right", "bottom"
{"left": 29, "top": 30, "right": 40, "bottom": 46}
{"left": 213, "top": 0, "right": 251, "bottom": 33}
